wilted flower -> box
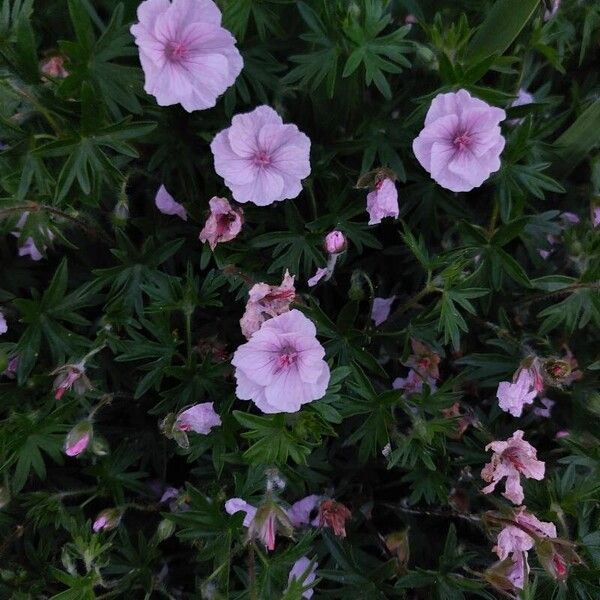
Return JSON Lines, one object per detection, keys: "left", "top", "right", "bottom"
{"left": 307, "top": 267, "right": 329, "bottom": 287}
{"left": 130, "top": 0, "right": 243, "bottom": 112}
{"left": 413, "top": 89, "right": 506, "bottom": 192}
{"left": 247, "top": 500, "right": 294, "bottom": 551}
{"left": 371, "top": 296, "right": 395, "bottom": 326}
{"left": 536, "top": 537, "right": 582, "bottom": 581}
{"left": 324, "top": 230, "right": 346, "bottom": 254}
{"left": 240, "top": 270, "right": 295, "bottom": 339}
{"left": 211, "top": 105, "right": 311, "bottom": 205}
{"left": 64, "top": 421, "right": 93, "bottom": 457}
{"left": 286, "top": 556, "right": 318, "bottom": 599}
{"left": 441, "top": 402, "right": 473, "bottom": 438}
{"left": 199, "top": 197, "right": 243, "bottom": 250}
{"left": 385, "top": 529, "right": 410, "bottom": 571}
{"left": 393, "top": 369, "right": 437, "bottom": 396}
{"left": 174, "top": 402, "right": 221, "bottom": 434}
{"left": 403, "top": 339, "right": 441, "bottom": 380}
{"left": 0, "top": 311, "right": 7, "bottom": 335}
{"left": 366, "top": 177, "right": 399, "bottom": 225}
{"left": 232, "top": 310, "right": 330, "bottom": 414}
{"left": 496, "top": 369, "right": 538, "bottom": 417}
{"left": 52, "top": 362, "right": 91, "bottom": 400}
{"left": 93, "top": 508, "right": 121, "bottom": 532}
{"left": 155, "top": 185, "right": 187, "bottom": 220}
{"left": 318, "top": 499, "right": 352, "bottom": 537}
{"left": 40, "top": 55, "right": 69, "bottom": 78}
{"left": 481, "top": 430, "right": 545, "bottom": 505}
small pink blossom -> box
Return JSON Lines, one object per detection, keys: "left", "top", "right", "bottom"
{"left": 324, "top": 230, "right": 346, "bottom": 254}
{"left": 393, "top": 369, "right": 437, "bottom": 396}
{"left": 13, "top": 213, "right": 54, "bottom": 260}
{"left": 52, "top": 362, "right": 91, "bottom": 400}
{"left": 199, "top": 197, "right": 243, "bottom": 250}
{"left": 225, "top": 497, "right": 257, "bottom": 527}
{"left": 533, "top": 397, "right": 555, "bottom": 418}
{"left": 40, "top": 55, "right": 69, "bottom": 78}
{"left": 371, "top": 296, "right": 395, "bottom": 326}
{"left": 560, "top": 212, "right": 580, "bottom": 225}
{"left": 174, "top": 402, "right": 221, "bottom": 434}
{"left": 287, "top": 495, "right": 321, "bottom": 528}
{"left": 544, "top": 0, "right": 561, "bottom": 20}
{"left": 413, "top": 89, "right": 506, "bottom": 192}
{"left": 538, "top": 248, "right": 551, "bottom": 260}
{"left": 496, "top": 369, "right": 538, "bottom": 417}
{"left": 155, "top": 185, "right": 187, "bottom": 220}
{"left": 92, "top": 508, "right": 121, "bottom": 532}
{"left": 130, "top": 0, "right": 243, "bottom": 112}
{"left": 366, "top": 178, "right": 399, "bottom": 225}
{"left": 592, "top": 206, "right": 600, "bottom": 228}
{"left": 481, "top": 430, "right": 545, "bottom": 505}
{"left": 506, "top": 551, "right": 529, "bottom": 590}
{"left": 240, "top": 270, "right": 295, "bottom": 339}
{"left": 232, "top": 310, "right": 330, "bottom": 413}
{"left": 287, "top": 556, "right": 318, "bottom": 599}
{"left": 308, "top": 267, "right": 329, "bottom": 288}
{"left": 0, "top": 312, "right": 6, "bottom": 335}
{"left": 508, "top": 89, "right": 533, "bottom": 126}
{"left": 211, "top": 105, "right": 311, "bottom": 206}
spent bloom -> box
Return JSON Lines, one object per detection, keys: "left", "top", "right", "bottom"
{"left": 130, "top": 0, "right": 242, "bottom": 112}
{"left": 40, "top": 55, "right": 69, "bottom": 78}
{"left": 481, "top": 430, "right": 545, "bottom": 505}
{"left": 52, "top": 362, "right": 91, "bottom": 401}
{"left": 239, "top": 270, "right": 295, "bottom": 339}
{"left": 211, "top": 105, "right": 311, "bottom": 205}
{"left": 324, "top": 230, "right": 347, "bottom": 254}
{"left": 287, "top": 556, "right": 318, "bottom": 599}
{"left": 232, "top": 309, "right": 330, "bottom": 414}
{"left": 371, "top": 296, "right": 396, "bottom": 326}
{"left": 155, "top": 185, "right": 187, "bottom": 220}
{"left": 403, "top": 339, "right": 441, "bottom": 380}
{"left": 174, "top": 402, "right": 221, "bottom": 434}
{"left": 318, "top": 499, "right": 352, "bottom": 537}
{"left": 413, "top": 89, "right": 506, "bottom": 192}
{"left": 393, "top": 369, "right": 437, "bottom": 396}
{"left": 366, "top": 177, "right": 399, "bottom": 225}
{"left": 496, "top": 369, "right": 538, "bottom": 417}
{"left": 64, "top": 421, "right": 92, "bottom": 457}
{"left": 199, "top": 197, "right": 243, "bottom": 250}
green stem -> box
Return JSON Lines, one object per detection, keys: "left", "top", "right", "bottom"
{"left": 9, "top": 81, "right": 62, "bottom": 135}
{"left": 488, "top": 197, "right": 499, "bottom": 233}
{"left": 185, "top": 310, "right": 193, "bottom": 363}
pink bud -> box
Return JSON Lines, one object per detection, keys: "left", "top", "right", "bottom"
{"left": 64, "top": 421, "right": 92, "bottom": 457}
{"left": 92, "top": 508, "right": 121, "bottom": 532}
{"left": 324, "top": 230, "right": 347, "bottom": 254}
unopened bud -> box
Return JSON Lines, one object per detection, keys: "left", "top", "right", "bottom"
{"left": 156, "top": 518, "right": 176, "bottom": 542}
{"left": 92, "top": 508, "right": 121, "bottom": 532}
{"left": 91, "top": 435, "right": 110, "bottom": 456}
{"left": 536, "top": 538, "right": 582, "bottom": 581}
{"left": 112, "top": 199, "right": 129, "bottom": 227}
{"left": 64, "top": 421, "right": 92, "bottom": 457}
{"left": 324, "top": 230, "right": 347, "bottom": 254}
{"left": 385, "top": 529, "right": 410, "bottom": 568}
{"left": 542, "top": 358, "right": 572, "bottom": 383}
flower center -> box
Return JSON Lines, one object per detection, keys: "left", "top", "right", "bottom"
{"left": 253, "top": 150, "right": 272, "bottom": 167}
{"left": 453, "top": 132, "right": 471, "bottom": 150}
{"left": 277, "top": 345, "right": 298, "bottom": 369}
{"left": 166, "top": 40, "right": 189, "bottom": 62}
{"left": 503, "top": 447, "right": 525, "bottom": 471}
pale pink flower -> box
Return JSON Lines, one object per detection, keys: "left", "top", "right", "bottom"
{"left": 174, "top": 402, "right": 221, "bottom": 434}
{"left": 240, "top": 270, "right": 295, "bottom": 339}
{"left": 13, "top": 213, "right": 54, "bottom": 260}
{"left": 0, "top": 312, "right": 6, "bottom": 335}
{"left": 593, "top": 206, "right": 600, "bottom": 228}
{"left": 366, "top": 178, "right": 399, "bottom": 225}
{"left": 155, "top": 185, "right": 187, "bottom": 220}
{"left": 508, "top": 88, "right": 533, "bottom": 126}
{"left": 393, "top": 369, "right": 437, "bottom": 395}
{"left": 308, "top": 267, "right": 328, "bottom": 287}
{"left": 211, "top": 105, "right": 311, "bottom": 205}
{"left": 199, "top": 196, "right": 243, "bottom": 250}
{"left": 506, "top": 551, "right": 529, "bottom": 590}
{"left": 232, "top": 309, "right": 330, "bottom": 414}
{"left": 225, "top": 497, "right": 257, "bottom": 527}
{"left": 52, "top": 362, "right": 91, "bottom": 400}
{"left": 544, "top": 0, "right": 561, "bottom": 21}
{"left": 287, "top": 556, "right": 318, "bottom": 599}
{"left": 324, "top": 230, "right": 346, "bottom": 254}
{"left": 560, "top": 212, "right": 580, "bottom": 225}
{"left": 64, "top": 422, "right": 92, "bottom": 457}
{"left": 496, "top": 369, "right": 538, "bottom": 417}
{"left": 40, "top": 55, "right": 69, "bottom": 78}
{"left": 413, "top": 89, "right": 506, "bottom": 192}
{"left": 371, "top": 296, "right": 395, "bottom": 326}
{"left": 130, "top": 0, "right": 242, "bottom": 112}
{"left": 533, "top": 397, "right": 555, "bottom": 418}
{"left": 538, "top": 249, "right": 551, "bottom": 260}
{"left": 481, "top": 430, "right": 545, "bottom": 505}
{"left": 287, "top": 495, "right": 321, "bottom": 528}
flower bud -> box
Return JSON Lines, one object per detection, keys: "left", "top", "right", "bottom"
{"left": 112, "top": 198, "right": 130, "bottom": 227}
{"left": 64, "top": 421, "right": 92, "bottom": 457}
{"left": 324, "top": 230, "right": 347, "bottom": 254}
{"left": 484, "top": 555, "right": 527, "bottom": 594}
{"left": 156, "top": 518, "right": 176, "bottom": 542}
{"left": 92, "top": 508, "right": 122, "bottom": 532}
{"left": 91, "top": 435, "right": 110, "bottom": 456}
{"left": 385, "top": 528, "right": 410, "bottom": 570}
{"left": 247, "top": 500, "right": 293, "bottom": 551}
{"left": 536, "top": 538, "right": 581, "bottom": 581}
{"left": 542, "top": 358, "right": 572, "bottom": 384}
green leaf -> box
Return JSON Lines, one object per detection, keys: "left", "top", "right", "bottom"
{"left": 466, "top": 0, "right": 540, "bottom": 62}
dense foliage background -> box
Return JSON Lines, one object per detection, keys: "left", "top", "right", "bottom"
{"left": 1, "top": 0, "right": 600, "bottom": 598}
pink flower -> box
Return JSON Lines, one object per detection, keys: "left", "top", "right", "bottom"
{"left": 413, "top": 89, "right": 506, "bottom": 192}
{"left": 481, "top": 430, "right": 545, "bottom": 505}
{"left": 533, "top": 397, "right": 554, "bottom": 418}
{"left": 544, "top": 0, "right": 561, "bottom": 20}
{"left": 231, "top": 309, "right": 330, "bottom": 414}
{"left": 40, "top": 55, "right": 69, "bottom": 78}
{"left": 130, "top": 0, "right": 242, "bottom": 112}
{"left": 287, "top": 495, "right": 321, "bottom": 527}
{"left": 593, "top": 206, "right": 600, "bottom": 228}
{"left": 211, "top": 105, "right": 311, "bottom": 206}
{"left": 92, "top": 508, "right": 121, "bottom": 532}
{"left": 506, "top": 551, "right": 528, "bottom": 589}
{"left": 52, "top": 362, "right": 91, "bottom": 400}
{"left": 287, "top": 556, "right": 318, "bottom": 599}
{"left": 324, "top": 230, "right": 346, "bottom": 254}
{"left": 174, "top": 402, "right": 221, "bottom": 434}
{"left": 393, "top": 369, "right": 437, "bottom": 395}
{"left": 366, "top": 178, "right": 399, "bottom": 225}
{"left": 13, "top": 213, "right": 54, "bottom": 260}
{"left": 199, "top": 197, "right": 243, "bottom": 250}
{"left": 0, "top": 312, "right": 6, "bottom": 335}
{"left": 538, "top": 249, "right": 551, "bottom": 260}
{"left": 225, "top": 497, "right": 257, "bottom": 527}
{"left": 371, "top": 296, "right": 395, "bottom": 326}
{"left": 64, "top": 422, "right": 92, "bottom": 457}
{"left": 155, "top": 185, "right": 187, "bottom": 220}
{"left": 496, "top": 369, "right": 538, "bottom": 417}
{"left": 494, "top": 507, "right": 557, "bottom": 560}
{"left": 508, "top": 88, "right": 533, "bottom": 126}
{"left": 560, "top": 212, "right": 580, "bottom": 225}
{"left": 240, "top": 270, "right": 295, "bottom": 339}
{"left": 308, "top": 267, "right": 329, "bottom": 287}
